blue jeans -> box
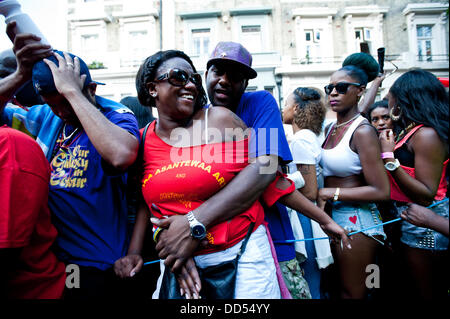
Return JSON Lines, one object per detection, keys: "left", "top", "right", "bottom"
{"left": 395, "top": 199, "right": 449, "bottom": 251}
{"left": 331, "top": 201, "right": 386, "bottom": 240}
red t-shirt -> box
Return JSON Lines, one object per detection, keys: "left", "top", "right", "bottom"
{"left": 0, "top": 126, "right": 66, "bottom": 299}
{"left": 141, "top": 121, "right": 267, "bottom": 254}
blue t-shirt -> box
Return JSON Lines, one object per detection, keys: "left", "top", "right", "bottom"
{"left": 48, "top": 109, "right": 139, "bottom": 270}
{"left": 234, "top": 91, "right": 295, "bottom": 262}
{"left": 3, "top": 97, "right": 140, "bottom": 270}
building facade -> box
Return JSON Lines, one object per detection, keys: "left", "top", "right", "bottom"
{"left": 66, "top": 0, "right": 449, "bottom": 117}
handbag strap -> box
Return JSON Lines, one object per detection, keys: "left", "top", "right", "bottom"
{"left": 236, "top": 222, "right": 256, "bottom": 261}
{"left": 139, "top": 121, "right": 151, "bottom": 157}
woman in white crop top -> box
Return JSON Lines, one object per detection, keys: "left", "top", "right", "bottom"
{"left": 318, "top": 60, "right": 390, "bottom": 299}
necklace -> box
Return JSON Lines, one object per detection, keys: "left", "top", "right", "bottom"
{"left": 395, "top": 122, "right": 416, "bottom": 144}
{"left": 62, "top": 123, "right": 79, "bottom": 143}
{"left": 331, "top": 113, "right": 360, "bottom": 136}
{"left": 323, "top": 115, "right": 359, "bottom": 149}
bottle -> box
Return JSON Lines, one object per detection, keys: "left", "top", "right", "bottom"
{"left": 0, "top": 0, "right": 50, "bottom": 46}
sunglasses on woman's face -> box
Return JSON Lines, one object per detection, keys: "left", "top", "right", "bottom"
{"left": 155, "top": 68, "right": 202, "bottom": 87}
{"left": 324, "top": 82, "right": 361, "bottom": 95}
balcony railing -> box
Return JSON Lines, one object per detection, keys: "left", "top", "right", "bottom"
{"left": 416, "top": 54, "right": 449, "bottom": 62}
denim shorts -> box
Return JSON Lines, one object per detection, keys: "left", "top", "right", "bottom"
{"left": 395, "top": 199, "right": 449, "bottom": 251}
{"left": 331, "top": 201, "right": 386, "bottom": 241}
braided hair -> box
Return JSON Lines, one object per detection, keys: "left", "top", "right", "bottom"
{"left": 136, "top": 50, "right": 207, "bottom": 112}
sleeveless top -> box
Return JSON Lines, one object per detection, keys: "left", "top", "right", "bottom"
{"left": 140, "top": 107, "right": 281, "bottom": 255}
{"left": 390, "top": 124, "right": 449, "bottom": 202}
{"left": 320, "top": 115, "right": 365, "bottom": 178}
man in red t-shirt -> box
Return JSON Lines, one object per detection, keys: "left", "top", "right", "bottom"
{"left": 0, "top": 126, "right": 66, "bottom": 299}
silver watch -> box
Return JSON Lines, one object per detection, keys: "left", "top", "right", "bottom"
{"left": 384, "top": 158, "right": 400, "bottom": 172}
{"left": 186, "top": 211, "right": 206, "bottom": 240}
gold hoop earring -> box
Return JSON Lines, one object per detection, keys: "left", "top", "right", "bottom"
{"left": 390, "top": 107, "right": 402, "bottom": 122}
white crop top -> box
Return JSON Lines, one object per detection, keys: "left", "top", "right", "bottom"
{"left": 320, "top": 115, "right": 365, "bottom": 178}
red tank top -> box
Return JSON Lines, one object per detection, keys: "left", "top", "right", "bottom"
{"left": 389, "top": 124, "right": 448, "bottom": 202}
{"left": 141, "top": 121, "right": 265, "bottom": 254}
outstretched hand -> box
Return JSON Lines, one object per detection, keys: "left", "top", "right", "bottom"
{"left": 320, "top": 220, "right": 352, "bottom": 250}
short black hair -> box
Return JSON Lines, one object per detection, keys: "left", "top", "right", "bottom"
{"left": 136, "top": 50, "right": 207, "bottom": 112}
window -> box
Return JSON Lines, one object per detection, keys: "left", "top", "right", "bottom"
{"left": 305, "top": 30, "right": 313, "bottom": 42}
{"left": 246, "top": 86, "right": 257, "bottom": 92}
{"left": 417, "top": 25, "right": 433, "bottom": 61}
{"left": 81, "top": 34, "right": 99, "bottom": 53}
{"left": 314, "top": 30, "right": 321, "bottom": 43}
{"left": 128, "top": 30, "right": 148, "bottom": 59}
{"left": 303, "top": 29, "right": 322, "bottom": 62}
{"left": 241, "top": 25, "right": 262, "bottom": 53}
{"left": 354, "top": 27, "right": 373, "bottom": 54}
{"left": 191, "top": 28, "right": 211, "bottom": 57}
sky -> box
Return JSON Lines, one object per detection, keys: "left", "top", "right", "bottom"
{"left": 0, "top": 0, "right": 67, "bottom": 52}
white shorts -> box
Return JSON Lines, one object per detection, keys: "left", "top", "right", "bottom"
{"left": 153, "top": 224, "right": 281, "bottom": 299}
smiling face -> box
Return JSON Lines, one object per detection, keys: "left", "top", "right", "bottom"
{"left": 370, "top": 106, "right": 393, "bottom": 132}
{"left": 327, "top": 69, "right": 364, "bottom": 114}
{"left": 205, "top": 62, "right": 248, "bottom": 111}
{"left": 150, "top": 57, "right": 199, "bottom": 121}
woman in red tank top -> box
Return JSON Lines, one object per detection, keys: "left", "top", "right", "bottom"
{"left": 380, "top": 69, "right": 449, "bottom": 298}
{"left": 113, "top": 50, "right": 290, "bottom": 299}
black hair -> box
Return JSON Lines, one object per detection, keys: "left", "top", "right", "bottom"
{"left": 120, "top": 96, "right": 155, "bottom": 129}
{"left": 136, "top": 50, "right": 207, "bottom": 112}
{"left": 390, "top": 69, "right": 449, "bottom": 144}
{"left": 292, "top": 87, "right": 326, "bottom": 135}
{"left": 342, "top": 52, "right": 380, "bottom": 85}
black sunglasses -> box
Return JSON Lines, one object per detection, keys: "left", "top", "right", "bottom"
{"left": 324, "top": 82, "right": 361, "bottom": 95}
{"left": 211, "top": 64, "right": 246, "bottom": 83}
{"left": 155, "top": 68, "right": 202, "bottom": 87}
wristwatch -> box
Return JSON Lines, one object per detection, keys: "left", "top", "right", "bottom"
{"left": 186, "top": 211, "right": 207, "bottom": 240}
{"left": 384, "top": 159, "right": 400, "bottom": 172}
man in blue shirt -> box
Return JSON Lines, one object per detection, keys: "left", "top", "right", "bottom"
{"left": 0, "top": 27, "right": 139, "bottom": 298}
{"left": 204, "top": 42, "right": 310, "bottom": 298}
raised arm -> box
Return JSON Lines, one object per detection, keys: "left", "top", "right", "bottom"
{"left": 380, "top": 127, "right": 446, "bottom": 206}
{"left": 358, "top": 74, "right": 385, "bottom": 117}
{"left": 43, "top": 52, "right": 139, "bottom": 170}
{"left": 0, "top": 22, "right": 52, "bottom": 111}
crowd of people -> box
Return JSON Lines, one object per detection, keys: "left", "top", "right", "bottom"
{"left": 1, "top": 19, "right": 448, "bottom": 300}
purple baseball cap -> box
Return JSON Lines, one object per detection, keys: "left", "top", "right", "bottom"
{"left": 207, "top": 42, "right": 257, "bottom": 79}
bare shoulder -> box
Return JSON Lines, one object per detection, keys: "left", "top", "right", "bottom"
{"left": 411, "top": 126, "right": 447, "bottom": 155}
{"left": 208, "top": 106, "right": 248, "bottom": 130}
{"left": 353, "top": 119, "right": 378, "bottom": 140}
{"left": 208, "top": 106, "right": 249, "bottom": 142}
